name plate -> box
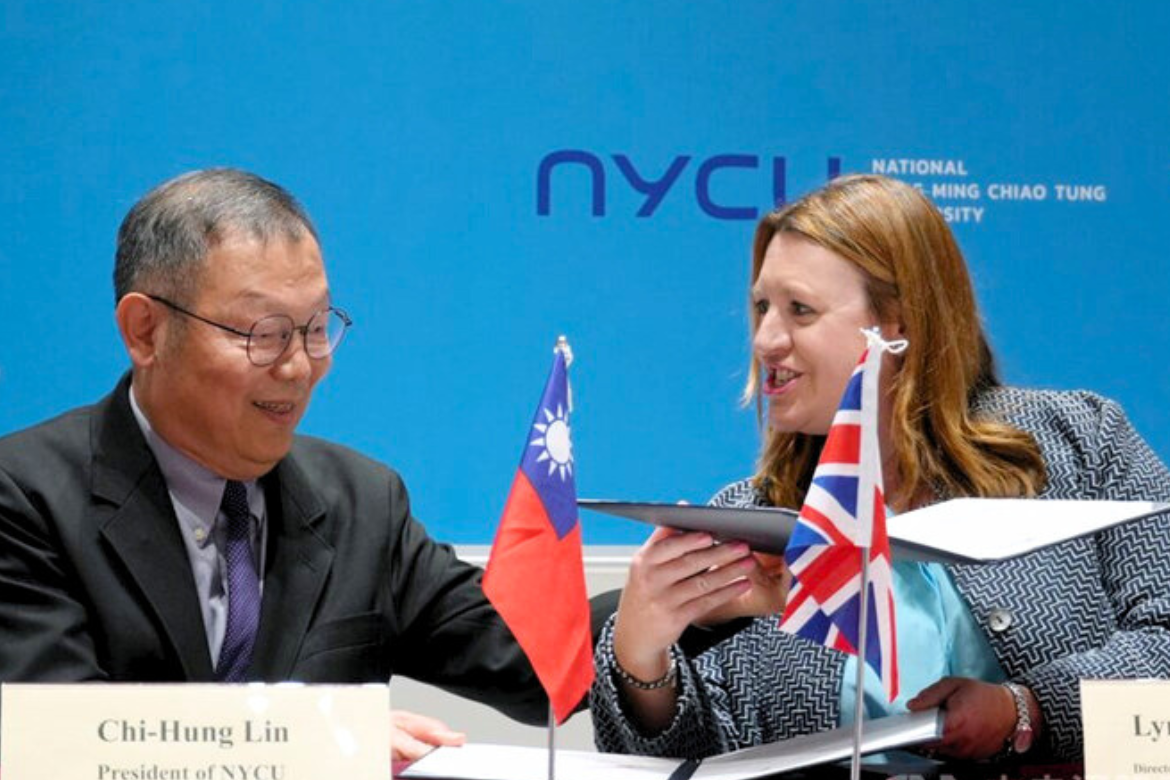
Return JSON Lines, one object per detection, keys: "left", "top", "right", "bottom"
{"left": 0, "top": 683, "right": 390, "bottom": 780}
{"left": 1083, "top": 679, "right": 1170, "bottom": 780}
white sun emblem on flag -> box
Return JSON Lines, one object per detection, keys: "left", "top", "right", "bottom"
{"left": 530, "top": 403, "right": 573, "bottom": 480}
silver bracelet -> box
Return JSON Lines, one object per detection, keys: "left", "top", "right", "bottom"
{"left": 1002, "top": 682, "right": 1035, "bottom": 755}
{"left": 610, "top": 641, "right": 680, "bottom": 690}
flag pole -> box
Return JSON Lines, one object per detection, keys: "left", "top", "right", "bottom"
{"left": 850, "top": 546, "right": 872, "bottom": 780}
{"left": 547, "top": 335, "right": 572, "bottom": 780}
{"left": 547, "top": 702, "right": 556, "bottom": 780}
{"left": 848, "top": 328, "right": 906, "bottom": 780}
{"left": 556, "top": 335, "right": 573, "bottom": 411}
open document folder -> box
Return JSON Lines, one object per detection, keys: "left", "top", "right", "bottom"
{"left": 578, "top": 497, "right": 1168, "bottom": 564}
{"left": 400, "top": 709, "right": 942, "bottom": 780}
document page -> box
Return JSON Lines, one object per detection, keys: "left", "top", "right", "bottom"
{"left": 888, "top": 498, "right": 1167, "bottom": 563}
{"left": 694, "top": 708, "right": 941, "bottom": 780}
{"left": 400, "top": 743, "right": 679, "bottom": 780}
{"left": 400, "top": 710, "right": 942, "bottom": 780}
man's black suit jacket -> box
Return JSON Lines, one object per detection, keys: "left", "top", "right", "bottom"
{"left": 0, "top": 375, "right": 549, "bottom": 723}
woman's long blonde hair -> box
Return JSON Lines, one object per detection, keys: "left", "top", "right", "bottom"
{"left": 743, "top": 174, "right": 1045, "bottom": 511}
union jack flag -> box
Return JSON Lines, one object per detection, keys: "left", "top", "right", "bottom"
{"left": 780, "top": 329, "right": 900, "bottom": 702}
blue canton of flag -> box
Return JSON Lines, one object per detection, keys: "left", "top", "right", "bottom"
{"left": 519, "top": 350, "right": 577, "bottom": 538}
{"left": 780, "top": 330, "right": 901, "bottom": 702}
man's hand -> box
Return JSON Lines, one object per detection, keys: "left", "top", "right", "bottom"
{"left": 390, "top": 710, "right": 466, "bottom": 762}
{"left": 907, "top": 677, "right": 1036, "bottom": 760}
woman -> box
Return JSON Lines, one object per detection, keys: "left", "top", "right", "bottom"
{"left": 591, "top": 174, "right": 1170, "bottom": 762}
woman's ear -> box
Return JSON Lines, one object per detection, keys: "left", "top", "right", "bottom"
{"left": 880, "top": 303, "right": 906, "bottom": 342}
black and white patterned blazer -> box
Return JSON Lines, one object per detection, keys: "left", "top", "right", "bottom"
{"left": 592, "top": 388, "right": 1170, "bottom": 761}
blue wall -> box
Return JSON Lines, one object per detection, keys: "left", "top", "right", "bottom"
{"left": 1, "top": 1, "right": 1166, "bottom": 543}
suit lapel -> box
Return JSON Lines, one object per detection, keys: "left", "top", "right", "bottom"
{"left": 92, "top": 375, "right": 215, "bottom": 680}
{"left": 249, "top": 453, "right": 335, "bottom": 680}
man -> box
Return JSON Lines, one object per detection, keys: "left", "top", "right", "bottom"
{"left": 0, "top": 168, "right": 542, "bottom": 758}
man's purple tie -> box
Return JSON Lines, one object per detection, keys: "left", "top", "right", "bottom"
{"left": 215, "top": 480, "right": 260, "bottom": 682}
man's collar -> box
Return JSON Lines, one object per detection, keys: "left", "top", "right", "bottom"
{"left": 91, "top": 372, "right": 324, "bottom": 531}
{"left": 90, "top": 372, "right": 160, "bottom": 505}
{"left": 126, "top": 380, "right": 262, "bottom": 526}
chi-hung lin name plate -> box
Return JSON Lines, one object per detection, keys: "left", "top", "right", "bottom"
{"left": 1082, "top": 679, "right": 1170, "bottom": 780}
{"left": 0, "top": 683, "right": 390, "bottom": 780}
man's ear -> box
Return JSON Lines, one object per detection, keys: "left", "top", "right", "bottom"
{"left": 115, "top": 293, "right": 166, "bottom": 368}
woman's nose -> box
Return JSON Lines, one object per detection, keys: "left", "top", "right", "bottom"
{"left": 753, "top": 312, "right": 791, "bottom": 360}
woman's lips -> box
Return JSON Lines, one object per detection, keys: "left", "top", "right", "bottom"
{"left": 764, "top": 367, "right": 801, "bottom": 395}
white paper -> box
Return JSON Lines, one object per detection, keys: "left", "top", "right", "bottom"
{"left": 400, "top": 743, "right": 679, "bottom": 780}
{"left": 399, "top": 710, "right": 942, "bottom": 780}
{"left": 694, "top": 708, "right": 941, "bottom": 780}
{"left": 888, "top": 498, "right": 1167, "bottom": 563}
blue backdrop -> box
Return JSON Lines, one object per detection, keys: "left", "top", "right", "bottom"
{"left": 2, "top": 2, "right": 1166, "bottom": 544}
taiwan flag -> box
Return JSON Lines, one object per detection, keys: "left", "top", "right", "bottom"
{"left": 483, "top": 347, "right": 594, "bottom": 724}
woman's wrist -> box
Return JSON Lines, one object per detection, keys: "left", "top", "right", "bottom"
{"left": 614, "top": 646, "right": 679, "bottom": 690}
{"left": 1022, "top": 685, "right": 1043, "bottom": 743}
{"left": 1000, "top": 682, "right": 1043, "bottom": 757}
{"left": 602, "top": 629, "right": 684, "bottom": 736}
{"left": 607, "top": 631, "right": 679, "bottom": 691}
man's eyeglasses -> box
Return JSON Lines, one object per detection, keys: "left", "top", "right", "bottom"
{"left": 146, "top": 294, "right": 352, "bottom": 367}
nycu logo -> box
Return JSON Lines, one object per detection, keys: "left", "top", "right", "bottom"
{"left": 536, "top": 150, "right": 842, "bottom": 220}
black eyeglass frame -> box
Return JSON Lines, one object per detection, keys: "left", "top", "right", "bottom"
{"left": 145, "top": 294, "right": 352, "bottom": 367}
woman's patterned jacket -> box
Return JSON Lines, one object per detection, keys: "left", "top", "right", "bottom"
{"left": 592, "top": 388, "right": 1170, "bottom": 761}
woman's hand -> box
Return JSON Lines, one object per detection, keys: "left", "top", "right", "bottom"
{"left": 613, "top": 528, "right": 786, "bottom": 682}
{"left": 610, "top": 527, "right": 776, "bottom": 733}
{"left": 695, "top": 550, "right": 790, "bottom": 626}
{"left": 907, "top": 677, "right": 1039, "bottom": 760}
{"left": 390, "top": 710, "right": 466, "bottom": 762}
